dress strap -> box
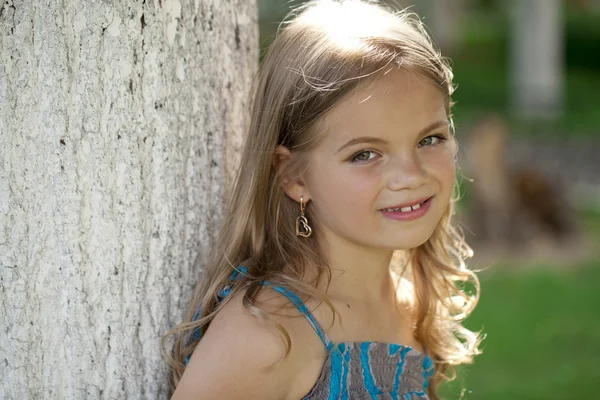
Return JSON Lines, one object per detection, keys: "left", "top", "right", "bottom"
{"left": 261, "top": 280, "right": 334, "bottom": 351}
{"left": 190, "top": 266, "right": 248, "bottom": 325}
{"left": 186, "top": 266, "right": 249, "bottom": 366}
{"left": 186, "top": 266, "right": 334, "bottom": 366}
{"left": 226, "top": 267, "right": 333, "bottom": 350}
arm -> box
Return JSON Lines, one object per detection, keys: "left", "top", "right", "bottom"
{"left": 170, "top": 292, "right": 296, "bottom": 400}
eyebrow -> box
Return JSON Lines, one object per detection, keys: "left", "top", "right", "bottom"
{"left": 334, "top": 119, "right": 450, "bottom": 154}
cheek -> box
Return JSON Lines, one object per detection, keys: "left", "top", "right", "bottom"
{"left": 425, "top": 149, "right": 456, "bottom": 186}
{"left": 441, "top": 158, "right": 456, "bottom": 184}
{"left": 308, "top": 163, "right": 380, "bottom": 219}
{"left": 435, "top": 160, "right": 456, "bottom": 207}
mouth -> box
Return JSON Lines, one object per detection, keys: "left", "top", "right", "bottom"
{"left": 379, "top": 197, "right": 433, "bottom": 221}
{"left": 379, "top": 196, "right": 433, "bottom": 213}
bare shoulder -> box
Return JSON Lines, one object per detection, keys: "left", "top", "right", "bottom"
{"left": 171, "top": 285, "right": 327, "bottom": 400}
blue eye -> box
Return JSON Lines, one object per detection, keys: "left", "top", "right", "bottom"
{"left": 419, "top": 134, "right": 448, "bottom": 147}
{"left": 351, "top": 150, "right": 379, "bottom": 163}
{"left": 350, "top": 135, "right": 448, "bottom": 164}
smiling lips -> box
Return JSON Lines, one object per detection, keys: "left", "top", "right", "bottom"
{"left": 380, "top": 197, "right": 432, "bottom": 212}
{"left": 380, "top": 197, "right": 433, "bottom": 221}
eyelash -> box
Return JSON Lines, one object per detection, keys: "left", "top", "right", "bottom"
{"left": 349, "top": 134, "right": 449, "bottom": 164}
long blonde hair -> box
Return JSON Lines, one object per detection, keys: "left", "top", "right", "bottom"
{"left": 162, "top": 1, "right": 482, "bottom": 398}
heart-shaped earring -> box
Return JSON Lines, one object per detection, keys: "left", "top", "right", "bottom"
{"left": 295, "top": 195, "right": 312, "bottom": 238}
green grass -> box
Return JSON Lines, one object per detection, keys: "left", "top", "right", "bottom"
{"left": 440, "top": 211, "right": 600, "bottom": 399}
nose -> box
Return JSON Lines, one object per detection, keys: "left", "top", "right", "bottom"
{"left": 386, "top": 151, "right": 429, "bottom": 191}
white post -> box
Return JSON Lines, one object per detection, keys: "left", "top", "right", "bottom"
{"left": 424, "top": 0, "right": 464, "bottom": 54}
{"left": 510, "top": 0, "right": 564, "bottom": 119}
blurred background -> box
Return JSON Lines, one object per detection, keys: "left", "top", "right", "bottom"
{"left": 258, "top": 0, "right": 600, "bottom": 398}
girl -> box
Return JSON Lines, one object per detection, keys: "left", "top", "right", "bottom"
{"left": 163, "top": 1, "right": 482, "bottom": 399}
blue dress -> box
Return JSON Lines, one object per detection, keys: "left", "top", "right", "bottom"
{"left": 185, "top": 267, "right": 434, "bottom": 399}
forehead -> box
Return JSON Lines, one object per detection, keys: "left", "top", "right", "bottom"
{"left": 315, "top": 69, "right": 448, "bottom": 146}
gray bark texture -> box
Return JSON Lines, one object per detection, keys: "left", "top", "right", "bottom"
{"left": 0, "top": 0, "right": 258, "bottom": 398}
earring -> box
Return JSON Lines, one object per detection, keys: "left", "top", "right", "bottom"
{"left": 295, "top": 195, "right": 312, "bottom": 238}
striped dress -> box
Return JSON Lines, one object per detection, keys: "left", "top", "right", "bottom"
{"left": 186, "top": 267, "right": 434, "bottom": 399}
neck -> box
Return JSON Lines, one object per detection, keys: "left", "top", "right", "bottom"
{"left": 315, "top": 228, "right": 397, "bottom": 304}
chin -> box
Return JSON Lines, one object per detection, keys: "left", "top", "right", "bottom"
{"left": 387, "top": 229, "right": 435, "bottom": 250}
{"left": 395, "top": 239, "right": 429, "bottom": 251}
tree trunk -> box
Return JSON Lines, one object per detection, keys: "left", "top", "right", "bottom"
{"left": 0, "top": 0, "right": 258, "bottom": 398}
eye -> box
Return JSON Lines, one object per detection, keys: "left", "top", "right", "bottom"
{"left": 350, "top": 150, "right": 379, "bottom": 163}
{"left": 419, "top": 134, "right": 448, "bottom": 148}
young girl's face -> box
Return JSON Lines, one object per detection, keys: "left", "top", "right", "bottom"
{"left": 303, "top": 69, "right": 456, "bottom": 251}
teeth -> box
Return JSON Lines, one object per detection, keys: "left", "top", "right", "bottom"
{"left": 383, "top": 201, "right": 424, "bottom": 213}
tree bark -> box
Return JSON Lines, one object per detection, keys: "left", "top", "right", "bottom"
{"left": 0, "top": 0, "right": 258, "bottom": 398}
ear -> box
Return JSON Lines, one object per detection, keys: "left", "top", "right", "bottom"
{"left": 272, "top": 145, "right": 311, "bottom": 204}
